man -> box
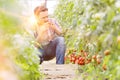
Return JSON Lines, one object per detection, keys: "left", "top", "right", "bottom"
{"left": 33, "top": 2, "right": 66, "bottom": 64}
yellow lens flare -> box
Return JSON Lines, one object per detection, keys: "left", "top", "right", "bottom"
{"left": 26, "top": 15, "right": 37, "bottom": 31}
{"left": 29, "top": 15, "right": 37, "bottom": 25}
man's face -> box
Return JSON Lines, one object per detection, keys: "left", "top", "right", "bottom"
{"left": 36, "top": 10, "right": 48, "bottom": 23}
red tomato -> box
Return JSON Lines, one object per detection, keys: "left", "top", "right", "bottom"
{"left": 104, "top": 50, "right": 110, "bottom": 56}
{"left": 102, "top": 64, "right": 107, "bottom": 70}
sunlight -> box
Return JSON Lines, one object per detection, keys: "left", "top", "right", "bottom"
{"left": 29, "top": 15, "right": 37, "bottom": 25}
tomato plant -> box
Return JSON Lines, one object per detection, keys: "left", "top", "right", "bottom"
{"left": 55, "top": 0, "right": 120, "bottom": 80}
{"left": 0, "top": 0, "right": 43, "bottom": 80}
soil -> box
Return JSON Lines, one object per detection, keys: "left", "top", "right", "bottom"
{"left": 40, "top": 60, "right": 79, "bottom": 80}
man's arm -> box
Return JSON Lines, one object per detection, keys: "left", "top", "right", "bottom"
{"left": 49, "top": 19, "right": 62, "bottom": 36}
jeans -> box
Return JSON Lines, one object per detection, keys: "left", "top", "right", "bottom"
{"left": 38, "top": 37, "right": 66, "bottom": 64}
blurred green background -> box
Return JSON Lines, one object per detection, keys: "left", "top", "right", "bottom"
{"left": 54, "top": 0, "right": 120, "bottom": 80}
{"left": 0, "top": 0, "right": 120, "bottom": 80}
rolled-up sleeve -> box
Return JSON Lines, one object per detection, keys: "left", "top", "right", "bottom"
{"left": 49, "top": 18, "right": 62, "bottom": 35}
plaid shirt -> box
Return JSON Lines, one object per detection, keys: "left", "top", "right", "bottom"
{"left": 34, "top": 18, "right": 62, "bottom": 45}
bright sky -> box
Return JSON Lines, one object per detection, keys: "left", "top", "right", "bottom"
{"left": 29, "top": 0, "right": 58, "bottom": 15}
{"left": 19, "top": 0, "right": 58, "bottom": 16}
{"left": 32, "top": 0, "right": 58, "bottom": 14}
{"left": 22, "top": 0, "right": 58, "bottom": 32}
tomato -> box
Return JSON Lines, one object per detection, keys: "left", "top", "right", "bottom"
{"left": 92, "top": 55, "right": 96, "bottom": 60}
{"left": 70, "top": 56, "right": 76, "bottom": 63}
{"left": 78, "top": 57, "right": 82, "bottom": 61}
{"left": 102, "top": 64, "right": 107, "bottom": 70}
{"left": 104, "top": 50, "right": 110, "bottom": 56}
{"left": 97, "top": 55, "right": 102, "bottom": 59}
{"left": 84, "top": 52, "right": 88, "bottom": 57}
{"left": 96, "top": 59, "right": 101, "bottom": 64}
{"left": 86, "top": 58, "right": 91, "bottom": 64}
{"left": 75, "top": 59, "right": 79, "bottom": 64}
{"left": 85, "top": 60, "right": 90, "bottom": 64}
{"left": 81, "top": 50, "right": 83, "bottom": 52}
{"left": 64, "top": 56, "right": 68, "bottom": 60}
{"left": 81, "top": 57, "right": 85, "bottom": 62}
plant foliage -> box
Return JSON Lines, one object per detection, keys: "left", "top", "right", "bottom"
{"left": 54, "top": 0, "right": 120, "bottom": 80}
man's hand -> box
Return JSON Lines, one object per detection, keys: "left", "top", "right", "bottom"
{"left": 33, "top": 41, "right": 41, "bottom": 48}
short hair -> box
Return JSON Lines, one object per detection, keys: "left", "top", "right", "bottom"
{"left": 34, "top": 6, "right": 48, "bottom": 16}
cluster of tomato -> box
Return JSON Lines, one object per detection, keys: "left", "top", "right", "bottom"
{"left": 65, "top": 49, "right": 110, "bottom": 70}
{"left": 65, "top": 50, "right": 91, "bottom": 65}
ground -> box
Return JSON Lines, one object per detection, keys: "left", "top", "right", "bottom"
{"left": 40, "top": 58, "right": 80, "bottom": 80}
